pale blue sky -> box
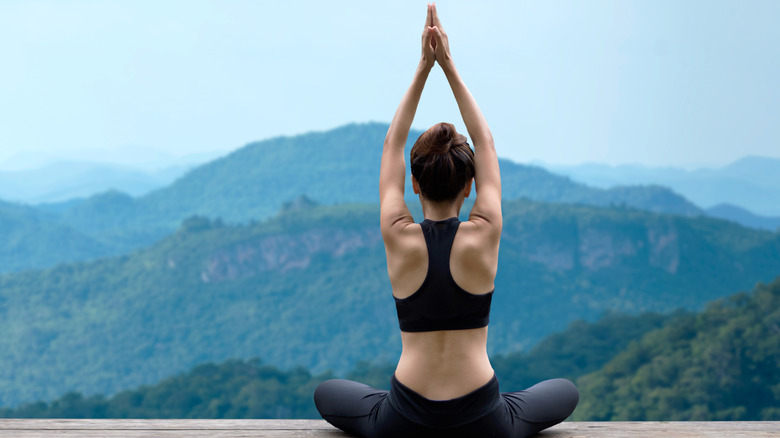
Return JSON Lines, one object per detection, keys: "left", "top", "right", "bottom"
{"left": 1, "top": 0, "right": 778, "bottom": 170}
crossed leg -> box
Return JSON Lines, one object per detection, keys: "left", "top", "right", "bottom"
{"left": 500, "top": 378, "right": 580, "bottom": 437}
{"left": 314, "top": 379, "right": 388, "bottom": 437}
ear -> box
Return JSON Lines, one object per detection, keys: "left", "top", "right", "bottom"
{"left": 411, "top": 176, "right": 421, "bottom": 195}
{"left": 462, "top": 178, "right": 473, "bottom": 198}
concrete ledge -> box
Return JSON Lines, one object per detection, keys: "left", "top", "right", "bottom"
{"left": 0, "top": 419, "right": 777, "bottom": 437}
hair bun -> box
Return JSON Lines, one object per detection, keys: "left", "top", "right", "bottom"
{"left": 410, "top": 122, "right": 475, "bottom": 203}
{"left": 429, "top": 123, "right": 453, "bottom": 153}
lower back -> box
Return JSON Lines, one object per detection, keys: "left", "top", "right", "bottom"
{"left": 395, "top": 327, "right": 495, "bottom": 400}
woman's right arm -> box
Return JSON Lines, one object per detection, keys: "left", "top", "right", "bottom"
{"left": 430, "top": 5, "right": 502, "bottom": 235}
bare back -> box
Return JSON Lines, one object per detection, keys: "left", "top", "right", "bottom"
{"left": 384, "top": 218, "right": 499, "bottom": 400}
{"left": 379, "top": 1, "right": 501, "bottom": 402}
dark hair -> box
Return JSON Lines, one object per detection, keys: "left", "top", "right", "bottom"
{"left": 410, "top": 122, "right": 475, "bottom": 202}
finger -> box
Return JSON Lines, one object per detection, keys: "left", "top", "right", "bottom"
{"left": 431, "top": 3, "right": 443, "bottom": 29}
{"left": 424, "top": 3, "right": 432, "bottom": 31}
{"left": 422, "top": 26, "right": 433, "bottom": 51}
{"left": 431, "top": 26, "right": 443, "bottom": 43}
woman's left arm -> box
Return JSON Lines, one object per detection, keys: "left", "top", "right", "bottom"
{"left": 380, "top": 6, "right": 436, "bottom": 235}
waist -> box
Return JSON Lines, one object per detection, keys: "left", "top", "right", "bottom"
{"left": 396, "top": 328, "right": 493, "bottom": 400}
{"left": 388, "top": 373, "right": 502, "bottom": 428}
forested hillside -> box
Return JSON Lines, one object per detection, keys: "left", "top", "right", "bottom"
{"left": 574, "top": 278, "right": 780, "bottom": 421}
{"left": 1, "top": 199, "right": 778, "bottom": 407}
{"left": 5, "top": 278, "right": 777, "bottom": 421}
{"left": 0, "top": 311, "right": 674, "bottom": 419}
{"left": 1, "top": 123, "right": 703, "bottom": 274}
{"left": 0, "top": 200, "right": 115, "bottom": 272}
{"left": 491, "top": 312, "right": 674, "bottom": 391}
{"left": 0, "top": 359, "right": 327, "bottom": 419}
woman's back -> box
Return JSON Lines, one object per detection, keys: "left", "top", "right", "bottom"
{"left": 385, "top": 216, "right": 499, "bottom": 400}
{"left": 378, "top": 7, "right": 502, "bottom": 402}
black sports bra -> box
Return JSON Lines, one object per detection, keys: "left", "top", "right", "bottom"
{"left": 394, "top": 217, "right": 493, "bottom": 332}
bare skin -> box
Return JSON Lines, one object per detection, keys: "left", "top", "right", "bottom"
{"left": 379, "top": 3, "right": 502, "bottom": 401}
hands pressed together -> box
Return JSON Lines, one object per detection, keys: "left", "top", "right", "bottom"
{"left": 421, "top": 3, "right": 452, "bottom": 70}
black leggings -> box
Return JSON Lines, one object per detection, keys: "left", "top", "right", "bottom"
{"left": 314, "top": 375, "right": 578, "bottom": 438}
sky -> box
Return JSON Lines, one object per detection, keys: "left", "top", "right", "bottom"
{"left": 1, "top": 0, "right": 778, "bottom": 170}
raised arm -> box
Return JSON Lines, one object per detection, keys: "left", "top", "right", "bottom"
{"left": 379, "top": 6, "right": 436, "bottom": 233}
{"left": 430, "top": 5, "right": 502, "bottom": 232}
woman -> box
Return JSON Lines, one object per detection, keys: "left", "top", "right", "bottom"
{"left": 314, "top": 5, "right": 578, "bottom": 437}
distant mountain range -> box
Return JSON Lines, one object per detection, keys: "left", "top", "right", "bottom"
{"left": 1, "top": 199, "right": 778, "bottom": 407}
{"left": 0, "top": 162, "right": 190, "bottom": 204}
{"left": 547, "top": 156, "right": 780, "bottom": 218}
{"left": 0, "top": 123, "right": 721, "bottom": 275}
{"left": 1, "top": 123, "right": 779, "bottom": 409}
{"left": 705, "top": 203, "right": 780, "bottom": 232}
{"left": 2, "top": 125, "right": 775, "bottom": 240}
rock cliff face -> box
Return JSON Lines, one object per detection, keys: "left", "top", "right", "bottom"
{"left": 503, "top": 216, "right": 681, "bottom": 274}
{"left": 198, "top": 214, "right": 684, "bottom": 284}
{"left": 646, "top": 224, "right": 680, "bottom": 274}
{"left": 577, "top": 228, "right": 640, "bottom": 270}
{"left": 576, "top": 225, "right": 679, "bottom": 274}
{"left": 200, "top": 227, "right": 383, "bottom": 283}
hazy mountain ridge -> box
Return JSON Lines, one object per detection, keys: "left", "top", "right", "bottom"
{"left": 0, "top": 200, "right": 116, "bottom": 272}
{"left": 548, "top": 155, "right": 780, "bottom": 217}
{"left": 1, "top": 199, "right": 778, "bottom": 407}
{"left": 706, "top": 203, "right": 780, "bottom": 232}
{"left": 0, "top": 123, "right": 714, "bottom": 274}
{"left": 0, "top": 161, "right": 193, "bottom": 204}
{"left": 500, "top": 160, "right": 701, "bottom": 217}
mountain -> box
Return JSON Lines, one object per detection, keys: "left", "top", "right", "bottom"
{"left": 0, "top": 195, "right": 170, "bottom": 274}
{"left": 0, "top": 200, "right": 115, "bottom": 273}
{"left": 573, "top": 277, "right": 780, "bottom": 421}
{"left": 1, "top": 123, "right": 704, "bottom": 274}
{"left": 1, "top": 199, "right": 778, "bottom": 407}
{"left": 706, "top": 203, "right": 780, "bottom": 232}
{"left": 500, "top": 160, "right": 700, "bottom": 216}
{"left": 81, "top": 122, "right": 702, "bottom": 227}
{"left": 548, "top": 155, "right": 780, "bottom": 217}
{"left": 0, "top": 124, "right": 398, "bottom": 274}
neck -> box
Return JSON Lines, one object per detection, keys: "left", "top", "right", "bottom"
{"left": 421, "top": 199, "right": 461, "bottom": 221}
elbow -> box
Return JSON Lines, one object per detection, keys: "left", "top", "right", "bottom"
{"left": 382, "top": 137, "right": 393, "bottom": 152}
{"left": 383, "top": 133, "right": 400, "bottom": 153}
